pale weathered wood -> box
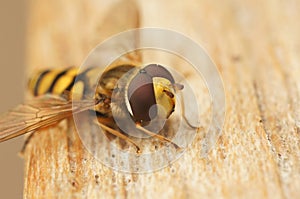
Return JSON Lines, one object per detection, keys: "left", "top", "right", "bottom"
{"left": 24, "top": 0, "right": 300, "bottom": 198}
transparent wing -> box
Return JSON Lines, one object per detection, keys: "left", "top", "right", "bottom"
{"left": 97, "top": 0, "right": 140, "bottom": 42}
{"left": 83, "top": 0, "right": 142, "bottom": 68}
{"left": 0, "top": 96, "right": 96, "bottom": 142}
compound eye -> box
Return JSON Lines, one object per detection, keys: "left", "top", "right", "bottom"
{"left": 127, "top": 71, "right": 157, "bottom": 123}
{"left": 143, "top": 64, "right": 175, "bottom": 83}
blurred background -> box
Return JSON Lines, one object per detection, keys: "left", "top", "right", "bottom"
{"left": 0, "top": 1, "right": 26, "bottom": 198}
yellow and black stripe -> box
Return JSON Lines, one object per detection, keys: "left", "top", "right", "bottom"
{"left": 27, "top": 65, "right": 134, "bottom": 100}
{"left": 28, "top": 67, "right": 105, "bottom": 99}
{"left": 28, "top": 67, "right": 77, "bottom": 96}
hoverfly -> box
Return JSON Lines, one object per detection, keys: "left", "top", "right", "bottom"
{"left": 0, "top": 0, "right": 198, "bottom": 155}
{"left": 0, "top": 61, "right": 185, "bottom": 153}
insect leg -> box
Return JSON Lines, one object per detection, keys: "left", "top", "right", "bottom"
{"left": 135, "top": 124, "right": 182, "bottom": 150}
{"left": 20, "top": 132, "right": 35, "bottom": 155}
{"left": 98, "top": 122, "right": 141, "bottom": 154}
{"left": 179, "top": 93, "right": 202, "bottom": 130}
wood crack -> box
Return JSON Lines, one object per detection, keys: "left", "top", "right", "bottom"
{"left": 252, "top": 80, "right": 287, "bottom": 199}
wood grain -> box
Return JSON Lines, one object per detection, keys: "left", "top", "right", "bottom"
{"left": 24, "top": 0, "right": 300, "bottom": 198}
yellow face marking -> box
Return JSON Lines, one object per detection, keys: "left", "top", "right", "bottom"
{"left": 153, "top": 77, "right": 175, "bottom": 119}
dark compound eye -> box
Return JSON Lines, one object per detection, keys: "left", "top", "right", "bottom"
{"left": 143, "top": 64, "right": 175, "bottom": 83}
{"left": 127, "top": 70, "right": 157, "bottom": 123}
{"left": 127, "top": 64, "right": 176, "bottom": 123}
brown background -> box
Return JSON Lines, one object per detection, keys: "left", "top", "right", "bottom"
{"left": 0, "top": 1, "right": 26, "bottom": 198}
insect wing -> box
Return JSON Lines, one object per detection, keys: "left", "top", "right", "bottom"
{"left": 0, "top": 96, "right": 95, "bottom": 142}
{"left": 82, "top": 0, "right": 142, "bottom": 69}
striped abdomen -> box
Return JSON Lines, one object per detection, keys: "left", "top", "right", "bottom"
{"left": 28, "top": 67, "right": 102, "bottom": 99}
{"left": 29, "top": 67, "right": 77, "bottom": 96}
{"left": 28, "top": 65, "right": 136, "bottom": 100}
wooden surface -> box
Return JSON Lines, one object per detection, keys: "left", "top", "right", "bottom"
{"left": 24, "top": 0, "right": 300, "bottom": 198}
